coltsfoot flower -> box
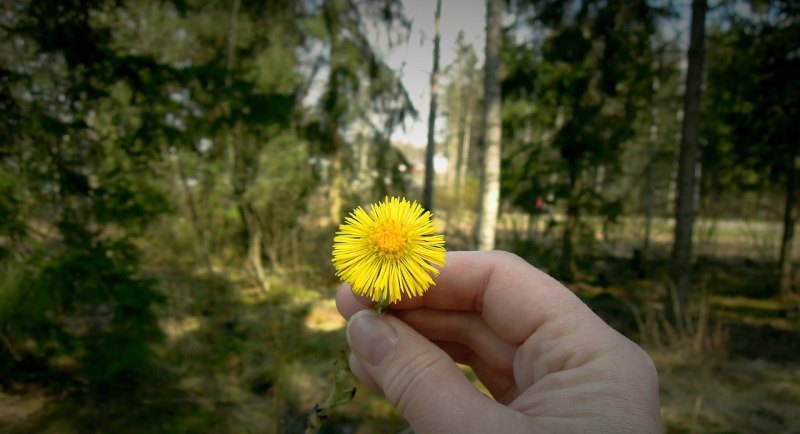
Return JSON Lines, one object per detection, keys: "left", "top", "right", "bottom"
{"left": 332, "top": 197, "right": 446, "bottom": 304}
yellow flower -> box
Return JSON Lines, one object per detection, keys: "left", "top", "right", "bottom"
{"left": 332, "top": 197, "right": 446, "bottom": 303}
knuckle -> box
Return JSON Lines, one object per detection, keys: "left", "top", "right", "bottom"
{"left": 383, "top": 351, "right": 445, "bottom": 415}
{"left": 488, "top": 249, "right": 525, "bottom": 265}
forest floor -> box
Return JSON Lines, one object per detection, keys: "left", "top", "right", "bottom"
{"left": 1, "top": 238, "right": 798, "bottom": 434}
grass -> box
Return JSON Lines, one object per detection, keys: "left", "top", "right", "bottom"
{"left": 2, "top": 213, "right": 798, "bottom": 434}
{"left": 657, "top": 354, "right": 800, "bottom": 434}
{"left": 1, "top": 266, "right": 414, "bottom": 434}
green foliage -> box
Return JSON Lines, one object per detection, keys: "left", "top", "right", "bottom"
{"left": 440, "top": 31, "right": 483, "bottom": 209}
{"left": 701, "top": 2, "right": 799, "bottom": 297}
{"left": 502, "top": 0, "right": 664, "bottom": 277}
{"left": 1, "top": 0, "right": 414, "bottom": 403}
{"left": 0, "top": 237, "right": 164, "bottom": 387}
{"left": 302, "top": 0, "right": 416, "bottom": 209}
{"left": 703, "top": 5, "right": 799, "bottom": 192}
{"left": 0, "top": 0, "right": 172, "bottom": 392}
{"left": 0, "top": 168, "right": 27, "bottom": 252}
{"left": 504, "top": 0, "right": 661, "bottom": 201}
{"left": 0, "top": 0, "right": 797, "bottom": 431}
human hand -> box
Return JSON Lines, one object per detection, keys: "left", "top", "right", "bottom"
{"left": 336, "top": 251, "right": 662, "bottom": 433}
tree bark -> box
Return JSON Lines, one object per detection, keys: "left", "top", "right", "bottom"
{"left": 329, "top": 150, "right": 342, "bottom": 222}
{"left": 670, "top": 0, "right": 707, "bottom": 317}
{"left": 559, "top": 164, "right": 580, "bottom": 281}
{"left": 176, "top": 150, "right": 214, "bottom": 274}
{"left": 779, "top": 154, "right": 799, "bottom": 298}
{"left": 476, "top": 0, "right": 503, "bottom": 251}
{"left": 240, "top": 202, "right": 269, "bottom": 294}
{"left": 323, "top": 0, "right": 343, "bottom": 222}
{"left": 643, "top": 78, "right": 660, "bottom": 257}
{"left": 224, "top": 0, "right": 268, "bottom": 296}
{"left": 456, "top": 97, "right": 473, "bottom": 206}
{"left": 446, "top": 81, "right": 462, "bottom": 191}
{"left": 231, "top": 129, "right": 269, "bottom": 295}
{"left": 355, "top": 74, "right": 371, "bottom": 194}
{"left": 423, "top": 0, "right": 443, "bottom": 211}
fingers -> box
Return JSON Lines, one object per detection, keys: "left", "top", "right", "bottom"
{"left": 338, "top": 281, "right": 521, "bottom": 401}
{"left": 394, "top": 308, "right": 515, "bottom": 376}
{"left": 345, "top": 310, "right": 527, "bottom": 433}
{"left": 348, "top": 352, "right": 380, "bottom": 392}
{"left": 397, "top": 307, "right": 520, "bottom": 404}
{"left": 341, "top": 251, "right": 596, "bottom": 345}
{"left": 335, "top": 283, "right": 373, "bottom": 319}
{"left": 397, "top": 251, "right": 592, "bottom": 344}
{"left": 335, "top": 250, "right": 615, "bottom": 404}
{"left": 337, "top": 282, "right": 520, "bottom": 401}
{"left": 335, "top": 251, "right": 662, "bottom": 432}
{"left": 434, "top": 340, "right": 520, "bottom": 404}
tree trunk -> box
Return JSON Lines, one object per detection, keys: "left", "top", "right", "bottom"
{"left": 329, "top": 149, "right": 342, "bottom": 222}
{"left": 779, "top": 154, "right": 799, "bottom": 298}
{"left": 476, "top": 0, "right": 503, "bottom": 251}
{"left": 559, "top": 165, "right": 580, "bottom": 281}
{"left": 355, "top": 74, "right": 371, "bottom": 196}
{"left": 423, "top": 0, "right": 443, "bottom": 211}
{"left": 456, "top": 100, "right": 473, "bottom": 206}
{"left": 240, "top": 202, "right": 269, "bottom": 294}
{"left": 447, "top": 82, "right": 462, "bottom": 191}
{"left": 671, "top": 0, "right": 707, "bottom": 317}
{"left": 176, "top": 150, "right": 214, "bottom": 274}
{"left": 231, "top": 128, "right": 270, "bottom": 294}
{"left": 323, "top": 0, "right": 343, "bottom": 222}
{"left": 375, "top": 137, "right": 389, "bottom": 197}
{"left": 225, "top": 0, "right": 268, "bottom": 297}
{"left": 643, "top": 79, "right": 660, "bottom": 257}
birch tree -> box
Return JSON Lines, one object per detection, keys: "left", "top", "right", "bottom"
{"left": 476, "top": 0, "right": 503, "bottom": 251}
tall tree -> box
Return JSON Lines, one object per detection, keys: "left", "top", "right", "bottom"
{"left": 476, "top": 0, "right": 504, "bottom": 251}
{"left": 442, "top": 32, "right": 482, "bottom": 207}
{"left": 703, "top": 1, "right": 799, "bottom": 298}
{"left": 0, "top": 0, "right": 173, "bottom": 389}
{"left": 780, "top": 156, "right": 799, "bottom": 297}
{"left": 671, "top": 0, "right": 707, "bottom": 315}
{"left": 422, "top": 0, "right": 443, "bottom": 211}
{"left": 174, "top": 0, "right": 301, "bottom": 287}
{"left": 634, "top": 42, "right": 683, "bottom": 271}
{"left": 504, "top": 1, "right": 660, "bottom": 279}
{"left": 321, "top": 0, "right": 346, "bottom": 223}
{"left": 305, "top": 0, "right": 413, "bottom": 220}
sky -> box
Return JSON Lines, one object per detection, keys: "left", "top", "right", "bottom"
{"left": 376, "top": 0, "right": 695, "bottom": 148}
{"left": 385, "top": 0, "right": 486, "bottom": 148}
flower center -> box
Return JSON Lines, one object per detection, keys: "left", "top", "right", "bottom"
{"left": 370, "top": 223, "right": 408, "bottom": 256}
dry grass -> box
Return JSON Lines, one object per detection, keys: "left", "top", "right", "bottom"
{"left": 656, "top": 351, "right": 800, "bottom": 434}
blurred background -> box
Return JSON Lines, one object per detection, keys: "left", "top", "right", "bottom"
{"left": 0, "top": 0, "right": 798, "bottom": 432}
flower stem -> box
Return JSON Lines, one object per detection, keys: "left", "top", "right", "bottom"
{"left": 375, "top": 297, "right": 391, "bottom": 316}
{"left": 305, "top": 353, "right": 356, "bottom": 434}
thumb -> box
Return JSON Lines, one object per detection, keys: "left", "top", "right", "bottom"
{"left": 346, "top": 310, "right": 519, "bottom": 433}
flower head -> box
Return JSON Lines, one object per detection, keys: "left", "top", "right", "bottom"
{"left": 332, "top": 197, "right": 446, "bottom": 303}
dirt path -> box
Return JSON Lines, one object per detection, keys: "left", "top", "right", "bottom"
{"left": 0, "top": 391, "right": 48, "bottom": 432}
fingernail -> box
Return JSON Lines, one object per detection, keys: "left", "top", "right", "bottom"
{"left": 347, "top": 310, "right": 398, "bottom": 366}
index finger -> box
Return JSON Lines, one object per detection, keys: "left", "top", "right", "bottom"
{"left": 391, "top": 251, "right": 595, "bottom": 344}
